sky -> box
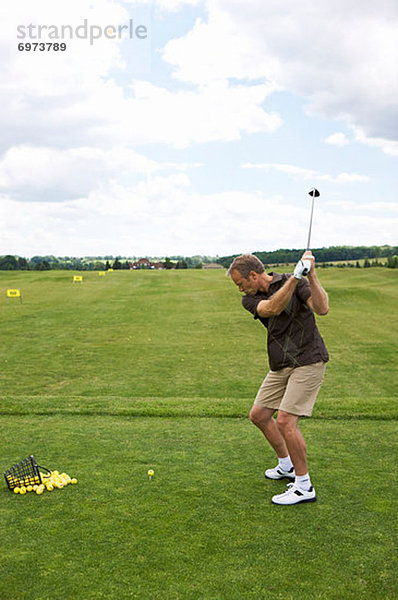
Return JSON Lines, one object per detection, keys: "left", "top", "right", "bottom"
{"left": 0, "top": 0, "right": 397, "bottom": 258}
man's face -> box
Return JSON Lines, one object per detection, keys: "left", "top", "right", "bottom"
{"left": 230, "top": 269, "right": 259, "bottom": 296}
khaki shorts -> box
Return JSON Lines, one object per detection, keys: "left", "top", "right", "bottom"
{"left": 253, "top": 362, "right": 326, "bottom": 417}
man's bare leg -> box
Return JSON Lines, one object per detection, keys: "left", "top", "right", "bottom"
{"left": 276, "top": 410, "right": 307, "bottom": 476}
{"left": 249, "top": 405, "right": 289, "bottom": 458}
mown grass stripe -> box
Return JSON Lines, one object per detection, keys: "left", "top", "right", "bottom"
{"left": 0, "top": 412, "right": 395, "bottom": 421}
{"left": 0, "top": 396, "right": 396, "bottom": 420}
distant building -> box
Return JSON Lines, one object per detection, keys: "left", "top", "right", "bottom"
{"left": 203, "top": 263, "right": 224, "bottom": 269}
{"left": 129, "top": 258, "right": 164, "bottom": 270}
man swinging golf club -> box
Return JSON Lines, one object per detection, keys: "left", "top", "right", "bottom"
{"left": 227, "top": 189, "right": 329, "bottom": 505}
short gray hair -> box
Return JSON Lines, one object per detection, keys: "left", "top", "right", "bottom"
{"left": 227, "top": 254, "right": 265, "bottom": 279}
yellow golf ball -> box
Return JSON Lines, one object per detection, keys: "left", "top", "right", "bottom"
{"left": 148, "top": 470, "right": 154, "bottom": 477}
{"left": 26, "top": 485, "right": 33, "bottom": 492}
{"left": 14, "top": 487, "right": 20, "bottom": 494}
{"left": 19, "top": 487, "right": 27, "bottom": 495}
{"left": 71, "top": 478, "right": 77, "bottom": 484}
{"left": 36, "top": 485, "right": 45, "bottom": 495}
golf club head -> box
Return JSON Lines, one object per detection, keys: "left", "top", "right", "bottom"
{"left": 308, "top": 188, "right": 320, "bottom": 198}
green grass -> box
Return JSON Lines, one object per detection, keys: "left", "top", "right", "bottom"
{"left": 0, "top": 268, "right": 397, "bottom": 599}
{"left": 1, "top": 416, "right": 396, "bottom": 600}
{"left": 0, "top": 269, "right": 397, "bottom": 400}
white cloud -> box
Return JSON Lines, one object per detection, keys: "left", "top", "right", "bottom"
{"left": 0, "top": 62, "right": 281, "bottom": 151}
{"left": 0, "top": 0, "right": 395, "bottom": 258}
{"left": 122, "top": 0, "right": 203, "bottom": 10}
{"left": 325, "top": 133, "right": 350, "bottom": 147}
{"left": 162, "top": 0, "right": 398, "bottom": 148}
{"left": 120, "top": 80, "right": 281, "bottom": 148}
{"left": 325, "top": 200, "right": 398, "bottom": 213}
{"left": 353, "top": 128, "right": 398, "bottom": 156}
{"left": 242, "top": 163, "right": 370, "bottom": 184}
{"left": 1, "top": 176, "right": 395, "bottom": 258}
{"left": 332, "top": 173, "right": 370, "bottom": 184}
{"left": 0, "top": 146, "right": 159, "bottom": 201}
{"left": 0, "top": 76, "right": 280, "bottom": 151}
{"left": 0, "top": 1, "right": 281, "bottom": 151}
{"left": 155, "top": 0, "right": 203, "bottom": 12}
{"left": 0, "top": 145, "right": 206, "bottom": 203}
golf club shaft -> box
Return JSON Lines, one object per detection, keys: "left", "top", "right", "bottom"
{"left": 306, "top": 196, "right": 315, "bottom": 250}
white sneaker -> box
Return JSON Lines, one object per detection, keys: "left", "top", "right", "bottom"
{"left": 271, "top": 483, "right": 316, "bottom": 505}
{"left": 265, "top": 465, "right": 295, "bottom": 481}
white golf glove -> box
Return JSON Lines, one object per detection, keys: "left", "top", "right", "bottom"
{"left": 294, "top": 259, "right": 312, "bottom": 279}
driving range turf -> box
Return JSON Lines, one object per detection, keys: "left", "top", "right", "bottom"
{"left": 0, "top": 268, "right": 397, "bottom": 599}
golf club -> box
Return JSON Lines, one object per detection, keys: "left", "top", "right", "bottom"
{"left": 306, "top": 188, "right": 320, "bottom": 250}
{"left": 302, "top": 188, "right": 320, "bottom": 275}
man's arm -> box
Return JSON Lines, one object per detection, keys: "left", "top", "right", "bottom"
{"left": 303, "top": 251, "right": 329, "bottom": 315}
{"left": 256, "top": 276, "right": 299, "bottom": 318}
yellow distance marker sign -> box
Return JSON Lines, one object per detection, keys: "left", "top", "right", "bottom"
{"left": 6, "top": 289, "right": 22, "bottom": 303}
{"left": 73, "top": 276, "right": 83, "bottom": 283}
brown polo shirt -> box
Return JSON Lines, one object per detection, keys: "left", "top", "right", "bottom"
{"left": 242, "top": 273, "right": 329, "bottom": 371}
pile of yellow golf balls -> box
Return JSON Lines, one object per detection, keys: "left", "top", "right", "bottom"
{"left": 13, "top": 470, "right": 78, "bottom": 495}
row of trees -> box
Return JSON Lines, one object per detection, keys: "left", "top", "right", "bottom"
{"left": 1, "top": 246, "right": 397, "bottom": 270}
{"left": 316, "top": 257, "right": 398, "bottom": 268}
{"left": 0, "top": 255, "right": 204, "bottom": 271}
{"left": 217, "top": 245, "right": 398, "bottom": 269}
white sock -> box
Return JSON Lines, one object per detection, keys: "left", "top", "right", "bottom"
{"left": 278, "top": 456, "right": 294, "bottom": 472}
{"left": 295, "top": 473, "right": 312, "bottom": 491}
